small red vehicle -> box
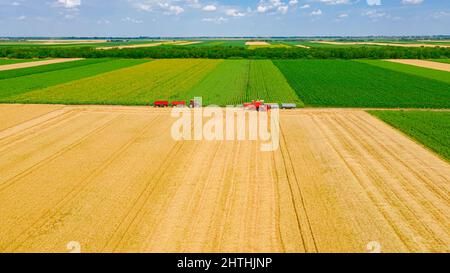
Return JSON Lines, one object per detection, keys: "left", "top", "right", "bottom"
{"left": 172, "top": 101, "right": 187, "bottom": 107}
{"left": 154, "top": 101, "right": 169, "bottom": 107}
{"left": 244, "top": 100, "right": 271, "bottom": 111}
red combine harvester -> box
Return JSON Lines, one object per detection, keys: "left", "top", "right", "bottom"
{"left": 154, "top": 101, "right": 169, "bottom": 107}
{"left": 244, "top": 100, "right": 271, "bottom": 111}
{"left": 172, "top": 101, "right": 187, "bottom": 107}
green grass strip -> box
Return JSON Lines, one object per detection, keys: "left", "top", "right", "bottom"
{"left": 368, "top": 110, "right": 450, "bottom": 161}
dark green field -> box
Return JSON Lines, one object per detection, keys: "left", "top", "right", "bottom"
{"left": 273, "top": 60, "right": 450, "bottom": 108}
{"left": 369, "top": 110, "right": 450, "bottom": 161}
{"left": 358, "top": 60, "right": 450, "bottom": 84}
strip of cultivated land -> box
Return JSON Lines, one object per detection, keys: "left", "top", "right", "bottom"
{"left": 274, "top": 60, "right": 450, "bottom": 108}
{"left": 0, "top": 58, "right": 83, "bottom": 71}
{"left": 0, "top": 59, "right": 149, "bottom": 101}
{"left": 369, "top": 110, "right": 450, "bottom": 161}
{"left": 385, "top": 59, "right": 450, "bottom": 73}
{"left": 0, "top": 59, "right": 36, "bottom": 65}
{"left": 313, "top": 40, "right": 450, "bottom": 48}
{"left": 430, "top": 59, "right": 450, "bottom": 64}
{"left": 3, "top": 59, "right": 303, "bottom": 106}
{"left": 185, "top": 60, "right": 303, "bottom": 106}
{"left": 0, "top": 104, "right": 448, "bottom": 253}
{"left": 358, "top": 60, "right": 450, "bottom": 84}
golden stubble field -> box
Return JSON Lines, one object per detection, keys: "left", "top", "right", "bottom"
{"left": 0, "top": 104, "right": 448, "bottom": 253}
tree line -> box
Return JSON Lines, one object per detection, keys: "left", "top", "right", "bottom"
{"left": 0, "top": 45, "right": 449, "bottom": 60}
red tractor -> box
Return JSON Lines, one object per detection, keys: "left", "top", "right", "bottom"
{"left": 244, "top": 100, "right": 271, "bottom": 111}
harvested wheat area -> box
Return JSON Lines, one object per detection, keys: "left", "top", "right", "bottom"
{"left": 245, "top": 41, "right": 270, "bottom": 46}
{"left": 0, "top": 104, "right": 448, "bottom": 253}
{"left": 386, "top": 59, "right": 450, "bottom": 72}
{"left": 314, "top": 41, "right": 450, "bottom": 48}
{"left": 0, "top": 58, "right": 83, "bottom": 71}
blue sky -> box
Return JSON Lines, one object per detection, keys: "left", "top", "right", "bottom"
{"left": 0, "top": 0, "right": 449, "bottom": 37}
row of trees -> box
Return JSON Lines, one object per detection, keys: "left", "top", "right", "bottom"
{"left": 1, "top": 45, "right": 449, "bottom": 60}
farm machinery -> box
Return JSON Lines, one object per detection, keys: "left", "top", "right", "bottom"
{"left": 154, "top": 99, "right": 297, "bottom": 109}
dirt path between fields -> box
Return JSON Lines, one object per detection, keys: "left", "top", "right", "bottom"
{"left": 314, "top": 41, "right": 450, "bottom": 48}
{"left": 386, "top": 59, "right": 450, "bottom": 72}
{"left": 246, "top": 41, "right": 270, "bottom": 46}
{"left": 0, "top": 58, "right": 83, "bottom": 71}
{"left": 0, "top": 105, "right": 448, "bottom": 253}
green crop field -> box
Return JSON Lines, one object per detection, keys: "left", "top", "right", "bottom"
{"left": 369, "top": 110, "right": 450, "bottom": 161}
{"left": 5, "top": 59, "right": 221, "bottom": 105}
{"left": 0, "top": 59, "right": 148, "bottom": 100}
{"left": 273, "top": 60, "right": 450, "bottom": 108}
{"left": 186, "top": 60, "right": 302, "bottom": 106}
{"left": 0, "top": 59, "right": 113, "bottom": 80}
{"left": 0, "top": 59, "right": 37, "bottom": 65}
{"left": 359, "top": 60, "right": 450, "bottom": 84}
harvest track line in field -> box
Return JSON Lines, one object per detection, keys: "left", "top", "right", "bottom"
{"left": 0, "top": 58, "right": 84, "bottom": 71}
{"left": 0, "top": 105, "right": 448, "bottom": 253}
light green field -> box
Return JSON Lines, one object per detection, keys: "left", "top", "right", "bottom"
{"left": 369, "top": 110, "right": 450, "bottom": 161}
{"left": 359, "top": 60, "right": 450, "bottom": 85}
{"left": 6, "top": 59, "right": 221, "bottom": 105}
{"left": 0, "top": 59, "right": 37, "bottom": 65}
{"left": 185, "top": 60, "right": 302, "bottom": 106}
{"left": 0, "top": 59, "right": 149, "bottom": 100}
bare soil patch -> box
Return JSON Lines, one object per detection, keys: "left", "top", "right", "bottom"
{"left": 0, "top": 58, "right": 83, "bottom": 71}
{"left": 386, "top": 59, "right": 450, "bottom": 72}
{"left": 315, "top": 41, "right": 450, "bottom": 48}
{"left": 245, "top": 41, "right": 270, "bottom": 46}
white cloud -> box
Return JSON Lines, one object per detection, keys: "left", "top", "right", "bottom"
{"left": 134, "top": 1, "right": 185, "bottom": 15}
{"left": 316, "top": 0, "right": 351, "bottom": 5}
{"left": 299, "top": 4, "right": 310, "bottom": 9}
{"left": 202, "top": 16, "right": 227, "bottom": 23}
{"left": 367, "top": 0, "right": 381, "bottom": 6}
{"left": 310, "top": 9, "right": 322, "bottom": 16}
{"left": 256, "top": 0, "right": 289, "bottom": 14}
{"left": 202, "top": 5, "right": 217, "bottom": 11}
{"left": 402, "top": 0, "right": 423, "bottom": 4}
{"left": 121, "top": 17, "right": 143, "bottom": 23}
{"left": 56, "top": 0, "right": 81, "bottom": 9}
{"left": 226, "top": 8, "right": 246, "bottom": 17}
